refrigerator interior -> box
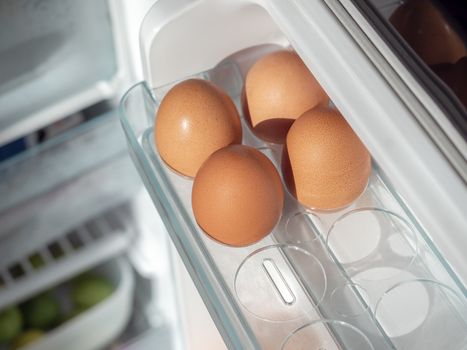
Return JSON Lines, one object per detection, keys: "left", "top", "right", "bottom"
{"left": 0, "top": 0, "right": 193, "bottom": 349}
{"left": 0, "top": 257, "right": 135, "bottom": 350}
{"left": 0, "top": 109, "right": 187, "bottom": 349}
{"left": 0, "top": 0, "right": 131, "bottom": 145}
{"left": 120, "top": 0, "right": 467, "bottom": 349}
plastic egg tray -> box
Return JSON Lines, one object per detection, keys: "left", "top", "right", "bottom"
{"left": 119, "top": 49, "right": 467, "bottom": 349}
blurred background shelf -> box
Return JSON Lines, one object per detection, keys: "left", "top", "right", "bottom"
{"left": 0, "top": 0, "right": 124, "bottom": 145}
{"left": 0, "top": 204, "right": 134, "bottom": 309}
{"left": 0, "top": 109, "right": 130, "bottom": 216}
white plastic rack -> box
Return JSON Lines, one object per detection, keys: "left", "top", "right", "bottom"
{"left": 0, "top": 204, "right": 134, "bottom": 309}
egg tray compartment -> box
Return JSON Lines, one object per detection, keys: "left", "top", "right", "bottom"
{"left": 119, "top": 58, "right": 467, "bottom": 349}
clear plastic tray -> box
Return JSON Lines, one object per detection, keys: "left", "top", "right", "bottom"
{"left": 119, "top": 55, "right": 467, "bottom": 349}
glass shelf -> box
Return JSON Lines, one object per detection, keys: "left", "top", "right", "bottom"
{"left": 0, "top": 0, "right": 118, "bottom": 144}
{"left": 119, "top": 60, "right": 467, "bottom": 349}
{"left": 0, "top": 111, "right": 126, "bottom": 216}
{"left": 0, "top": 204, "right": 134, "bottom": 310}
{"left": 0, "top": 109, "right": 142, "bottom": 266}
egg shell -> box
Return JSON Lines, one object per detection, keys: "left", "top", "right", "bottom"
{"left": 282, "top": 107, "right": 371, "bottom": 210}
{"left": 155, "top": 79, "right": 242, "bottom": 177}
{"left": 431, "top": 57, "right": 467, "bottom": 109}
{"left": 192, "top": 145, "right": 284, "bottom": 246}
{"left": 244, "top": 50, "right": 329, "bottom": 143}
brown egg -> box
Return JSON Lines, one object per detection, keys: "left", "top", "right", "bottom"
{"left": 282, "top": 108, "right": 371, "bottom": 210}
{"left": 431, "top": 57, "right": 467, "bottom": 109}
{"left": 390, "top": 0, "right": 467, "bottom": 65}
{"left": 244, "top": 50, "right": 329, "bottom": 144}
{"left": 155, "top": 79, "right": 242, "bottom": 177}
{"left": 192, "top": 145, "right": 284, "bottom": 246}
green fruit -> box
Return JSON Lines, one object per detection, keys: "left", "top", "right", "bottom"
{"left": 21, "top": 293, "right": 60, "bottom": 330}
{"left": 72, "top": 275, "right": 113, "bottom": 309}
{"left": 0, "top": 306, "right": 22, "bottom": 343}
{"left": 12, "top": 329, "right": 43, "bottom": 349}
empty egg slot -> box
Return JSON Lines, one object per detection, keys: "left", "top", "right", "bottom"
{"left": 235, "top": 244, "right": 326, "bottom": 322}
{"left": 373, "top": 279, "right": 467, "bottom": 348}
{"left": 262, "top": 258, "right": 295, "bottom": 305}
{"left": 325, "top": 208, "right": 419, "bottom": 281}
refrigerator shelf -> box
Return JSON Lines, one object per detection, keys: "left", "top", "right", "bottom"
{"left": 0, "top": 204, "right": 134, "bottom": 310}
{"left": 0, "top": 257, "right": 134, "bottom": 350}
{"left": 0, "top": 0, "right": 126, "bottom": 145}
{"left": 0, "top": 143, "right": 141, "bottom": 266}
{"left": 119, "top": 59, "right": 467, "bottom": 349}
{"left": 0, "top": 110, "right": 127, "bottom": 216}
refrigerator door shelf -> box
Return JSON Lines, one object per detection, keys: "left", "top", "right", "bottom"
{"left": 127, "top": 0, "right": 467, "bottom": 348}
{"left": 264, "top": 0, "right": 467, "bottom": 289}
{"left": 119, "top": 61, "right": 466, "bottom": 349}
{"left": 139, "top": 0, "right": 467, "bottom": 292}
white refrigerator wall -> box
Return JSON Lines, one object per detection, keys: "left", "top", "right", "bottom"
{"left": 121, "top": 1, "right": 225, "bottom": 348}
{"left": 0, "top": 0, "right": 223, "bottom": 348}
{"left": 172, "top": 248, "right": 227, "bottom": 350}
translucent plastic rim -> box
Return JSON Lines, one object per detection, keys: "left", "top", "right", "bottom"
{"left": 281, "top": 318, "right": 375, "bottom": 350}
{"left": 234, "top": 244, "right": 327, "bottom": 322}
{"left": 374, "top": 278, "right": 467, "bottom": 339}
{"left": 326, "top": 207, "right": 419, "bottom": 280}
{"left": 330, "top": 282, "right": 371, "bottom": 318}
{"left": 285, "top": 210, "right": 322, "bottom": 243}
